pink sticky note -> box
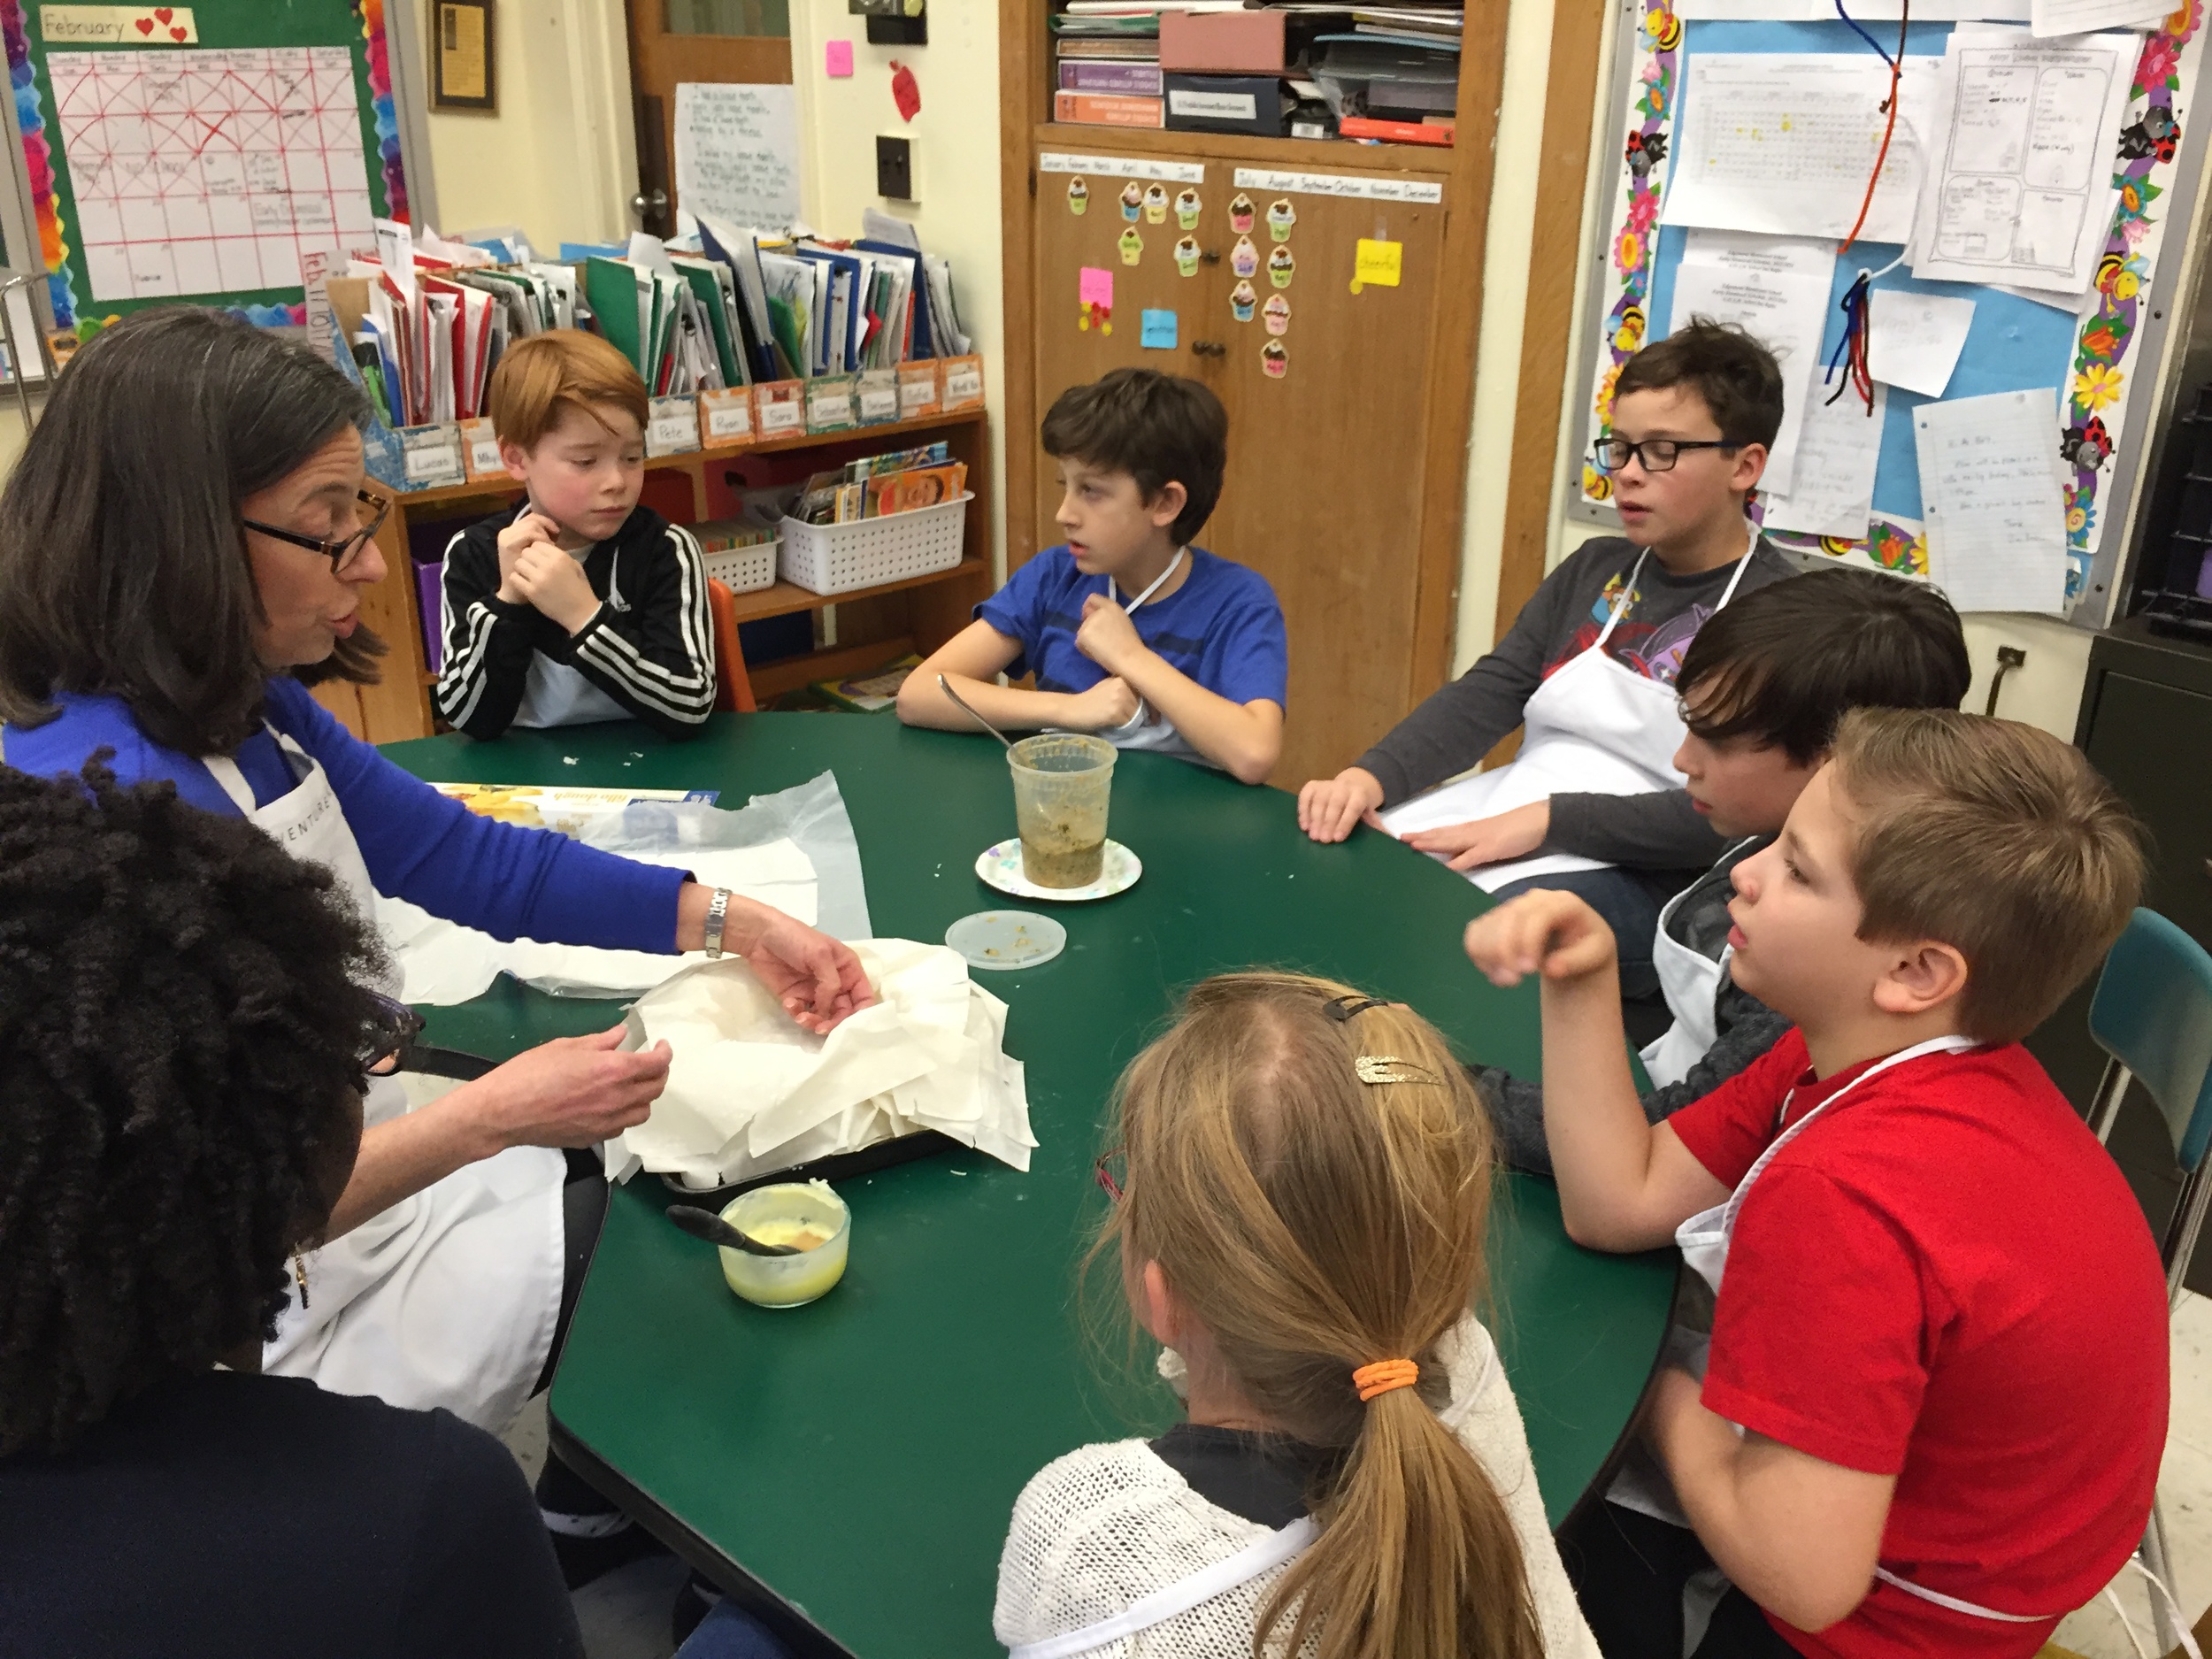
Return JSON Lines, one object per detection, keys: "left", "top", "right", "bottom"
{"left": 1079, "top": 266, "right": 1113, "bottom": 307}
{"left": 826, "top": 39, "right": 855, "bottom": 77}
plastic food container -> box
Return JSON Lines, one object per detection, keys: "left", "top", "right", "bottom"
{"left": 718, "top": 1180, "right": 851, "bottom": 1309}
{"left": 1007, "top": 733, "right": 1118, "bottom": 888}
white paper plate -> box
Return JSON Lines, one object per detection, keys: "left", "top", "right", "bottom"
{"left": 945, "top": 910, "right": 1068, "bottom": 971}
{"left": 973, "top": 838, "right": 1142, "bottom": 902}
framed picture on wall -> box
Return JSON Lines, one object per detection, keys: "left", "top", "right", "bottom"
{"left": 432, "top": 0, "right": 495, "bottom": 111}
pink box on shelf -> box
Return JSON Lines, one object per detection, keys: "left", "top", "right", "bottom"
{"left": 1159, "top": 11, "right": 1286, "bottom": 73}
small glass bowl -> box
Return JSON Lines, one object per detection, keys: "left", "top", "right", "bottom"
{"left": 717, "top": 1180, "right": 851, "bottom": 1309}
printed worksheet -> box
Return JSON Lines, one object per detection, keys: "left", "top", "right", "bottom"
{"left": 1663, "top": 54, "right": 1943, "bottom": 242}
{"left": 50, "top": 47, "right": 373, "bottom": 302}
{"left": 1669, "top": 230, "right": 1838, "bottom": 496}
{"left": 1909, "top": 27, "right": 2137, "bottom": 293}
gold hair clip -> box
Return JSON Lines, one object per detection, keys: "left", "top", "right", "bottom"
{"left": 1356, "top": 1055, "right": 1438, "bottom": 1086}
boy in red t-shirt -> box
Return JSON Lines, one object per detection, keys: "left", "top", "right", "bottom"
{"left": 1465, "top": 709, "right": 2166, "bottom": 1659}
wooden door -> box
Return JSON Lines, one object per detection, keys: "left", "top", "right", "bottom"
{"left": 625, "top": 0, "right": 792, "bottom": 237}
{"left": 1028, "top": 145, "right": 1450, "bottom": 787}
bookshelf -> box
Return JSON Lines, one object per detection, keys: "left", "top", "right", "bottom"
{"left": 315, "top": 408, "right": 994, "bottom": 741}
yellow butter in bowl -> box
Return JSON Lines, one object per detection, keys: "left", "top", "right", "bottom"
{"left": 718, "top": 1180, "right": 850, "bottom": 1309}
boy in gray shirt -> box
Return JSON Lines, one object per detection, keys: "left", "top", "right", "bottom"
{"left": 1299, "top": 322, "right": 1798, "bottom": 996}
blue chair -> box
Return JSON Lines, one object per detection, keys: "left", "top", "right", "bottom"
{"left": 2085, "top": 907, "right": 2212, "bottom": 1655}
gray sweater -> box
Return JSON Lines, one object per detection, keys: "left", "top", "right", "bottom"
{"left": 1476, "top": 836, "right": 1791, "bottom": 1175}
{"left": 1358, "top": 535, "right": 1797, "bottom": 872}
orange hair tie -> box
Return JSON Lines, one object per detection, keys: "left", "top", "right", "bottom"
{"left": 1352, "top": 1358, "right": 1419, "bottom": 1402}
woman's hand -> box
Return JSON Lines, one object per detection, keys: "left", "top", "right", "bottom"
{"left": 732, "top": 901, "right": 879, "bottom": 1033}
{"left": 462, "top": 1026, "right": 672, "bottom": 1155}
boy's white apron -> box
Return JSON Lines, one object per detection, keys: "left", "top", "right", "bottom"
{"left": 1638, "top": 838, "right": 1760, "bottom": 1088}
{"left": 1636, "top": 1035, "right": 2078, "bottom": 1640}
{"left": 1379, "top": 539, "right": 1755, "bottom": 893}
{"left": 205, "top": 729, "right": 565, "bottom": 1432}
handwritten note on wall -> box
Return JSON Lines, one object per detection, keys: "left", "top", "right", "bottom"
{"left": 672, "top": 82, "right": 800, "bottom": 231}
{"left": 1913, "top": 388, "right": 2068, "bottom": 615}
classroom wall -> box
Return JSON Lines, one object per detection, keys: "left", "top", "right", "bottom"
{"left": 784, "top": 3, "right": 1009, "bottom": 581}
{"left": 415, "top": 0, "right": 636, "bottom": 254}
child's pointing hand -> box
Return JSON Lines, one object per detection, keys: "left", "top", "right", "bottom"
{"left": 1463, "top": 890, "right": 1618, "bottom": 987}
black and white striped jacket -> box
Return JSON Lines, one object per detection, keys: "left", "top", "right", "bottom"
{"left": 434, "top": 502, "right": 716, "bottom": 740}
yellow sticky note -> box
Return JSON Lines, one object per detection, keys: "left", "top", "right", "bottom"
{"left": 1350, "top": 239, "right": 1402, "bottom": 295}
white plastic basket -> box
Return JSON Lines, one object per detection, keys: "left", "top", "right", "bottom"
{"left": 778, "top": 492, "right": 972, "bottom": 597}
{"left": 701, "top": 539, "right": 778, "bottom": 595}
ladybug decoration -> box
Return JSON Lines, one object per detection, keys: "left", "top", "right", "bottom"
{"left": 1626, "top": 131, "right": 1670, "bottom": 180}
{"left": 2059, "top": 417, "right": 2113, "bottom": 471}
{"left": 2118, "top": 106, "right": 2180, "bottom": 163}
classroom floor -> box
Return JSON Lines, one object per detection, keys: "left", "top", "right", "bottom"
{"left": 503, "top": 1292, "right": 2212, "bottom": 1659}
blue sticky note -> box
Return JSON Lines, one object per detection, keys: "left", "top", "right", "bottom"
{"left": 1141, "top": 309, "right": 1178, "bottom": 349}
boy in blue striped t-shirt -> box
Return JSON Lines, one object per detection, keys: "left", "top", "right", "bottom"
{"left": 897, "top": 370, "right": 1286, "bottom": 783}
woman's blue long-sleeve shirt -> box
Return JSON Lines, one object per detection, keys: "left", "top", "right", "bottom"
{"left": 2, "top": 678, "right": 686, "bottom": 951}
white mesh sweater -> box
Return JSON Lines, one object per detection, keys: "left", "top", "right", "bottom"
{"left": 993, "top": 1317, "right": 1600, "bottom": 1658}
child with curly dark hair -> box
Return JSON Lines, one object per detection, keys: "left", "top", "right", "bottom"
{"left": 0, "top": 759, "right": 580, "bottom": 1657}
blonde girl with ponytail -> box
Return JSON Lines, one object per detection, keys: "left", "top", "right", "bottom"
{"left": 993, "top": 973, "right": 1598, "bottom": 1659}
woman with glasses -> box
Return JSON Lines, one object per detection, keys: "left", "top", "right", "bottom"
{"left": 0, "top": 307, "right": 875, "bottom": 1440}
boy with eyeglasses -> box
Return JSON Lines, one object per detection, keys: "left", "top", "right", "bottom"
{"left": 1297, "top": 319, "right": 1799, "bottom": 1000}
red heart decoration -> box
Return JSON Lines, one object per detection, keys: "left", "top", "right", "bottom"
{"left": 134, "top": 16, "right": 153, "bottom": 32}
{"left": 154, "top": 6, "right": 172, "bottom": 19}
{"left": 169, "top": 26, "right": 185, "bottom": 39}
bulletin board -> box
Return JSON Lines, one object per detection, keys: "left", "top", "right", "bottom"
{"left": 1564, "top": 0, "right": 2212, "bottom": 625}
{"left": 0, "top": 0, "right": 407, "bottom": 336}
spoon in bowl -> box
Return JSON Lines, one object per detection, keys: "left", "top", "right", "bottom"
{"left": 664, "top": 1203, "right": 802, "bottom": 1256}
{"left": 938, "top": 675, "right": 1014, "bottom": 749}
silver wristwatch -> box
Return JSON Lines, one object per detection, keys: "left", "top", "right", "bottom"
{"left": 703, "top": 886, "right": 733, "bottom": 958}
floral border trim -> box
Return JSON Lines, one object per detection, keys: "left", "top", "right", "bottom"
{"left": 351, "top": 0, "right": 407, "bottom": 226}
{"left": 0, "top": 0, "right": 75, "bottom": 330}
{"left": 1581, "top": 0, "right": 1684, "bottom": 508}
{"left": 2059, "top": 2, "right": 2203, "bottom": 606}
{"left": 1763, "top": 513, "right": 1929, "bottom": 579}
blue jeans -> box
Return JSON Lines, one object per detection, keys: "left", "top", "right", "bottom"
{"left": 675, "top": 1601, "right": 796, "bottom": 1659}
{"left": 1490, "top": 865, "right": 1664, "bottom": 1001}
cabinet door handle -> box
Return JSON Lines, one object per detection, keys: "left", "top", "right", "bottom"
{"left": 1190, "top": 340, "right": 1225, "bottom": 357}
{"left": 1201, "top": 249, "right": 1221, "bottom": 265}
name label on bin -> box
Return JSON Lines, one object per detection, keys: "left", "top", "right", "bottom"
{"left": 941, "top": 363, "right": 983, "bottom": 409}
{"left": 858, "top": 381, "right": 900, "bottom": 422}
{"left": 401, "top": 424, "right": 465, "bottom": 484}
{"left": 646, "top": 396, "right": 701, "bottom": 457}
{"left": 701, "top": 388, "right": 752, "bottom": 441}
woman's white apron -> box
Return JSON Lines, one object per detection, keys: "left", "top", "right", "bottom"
{"left": 1379, "top": 539, "right": 1754, "bottom": 893}
{"left": 205, "top": 727, "right": 565, "bottom": 1431}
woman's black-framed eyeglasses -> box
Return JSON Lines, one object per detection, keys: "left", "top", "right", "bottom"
{"left": 243, "top": 488, "right": 392, "bottom": 576}
{"left": 1094, "top": 1148, "right": 1127, "bottom": 1203}
{"left": 1590, "top": 436, "right": 1742, "bottom": 475}
{"left": 362, "top": 991, "right": 425, "bottom": 1078}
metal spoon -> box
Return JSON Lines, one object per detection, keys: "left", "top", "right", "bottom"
{"left": 664, "top": 1203, "right": 802, "bottom": 1257}
{"left": 938, "top": 674, "right": 1014, "bottom": 749}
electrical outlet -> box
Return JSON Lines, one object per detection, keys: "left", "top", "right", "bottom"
{"left": 876, "top": 134, "right": 914, "bottom": 201}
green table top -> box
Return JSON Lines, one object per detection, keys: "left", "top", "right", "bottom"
{"left": 383, "top": 715, "right": 1675, "bottom": 1659}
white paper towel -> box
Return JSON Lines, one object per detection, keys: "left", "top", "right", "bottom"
{"left": 604, "top": 941, "right": 1038, "bottom": 1187}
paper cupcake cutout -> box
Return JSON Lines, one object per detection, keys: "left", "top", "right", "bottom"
{"left": 1262, "top": 341, "right": 1288, "bottom": 379}
{"left": 1174, "top": 188, "right": 1202, "bottom": 228}
{"left": 1268, "top": 245, "right": 1294, "bottom": 288}
{"left": 1174, "top": 236, "right": 1201, "bottom": 277}
{"left": 1230, "top": 236, "right": 1259, "bottom": 278}
{"left": 1119, "top": 227, "right": 1144, "bottom": 265}
{"left": 1120, "top": 181, "right": 1143, "bottom": 221}
{"left": 1228, "top": 193, "right": 1255, "bottom": 234}
{"left": 1230, "top": 280, "right": 1257, "bottom": 322}
{"left": 1067, "top": 177, "right": 1088, "bottom": 216}
{"left": 1263, "top": 294, "right": 1291, "bottom": 335}
{"left": 1267, "top": 199, "right": 1296, "bottom": 242}
{"left": 1142, "top": 183, "right": 1168, "bottom": 224}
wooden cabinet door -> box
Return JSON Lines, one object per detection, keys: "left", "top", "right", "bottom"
{"left": 625, "top": 0, "right": 792, "bottom": 236}
{"left": 1026, "top": 144, "right": 1450, "bottom": 786}
{"left": 1030, "top": 161, "right": 1230, "bottom": 541}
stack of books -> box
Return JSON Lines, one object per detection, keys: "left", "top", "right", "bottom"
{"left": 793, "top": 442, "right": 970, "bottom": 526}
{"left": 1052, "top": 4, "right": 1179, "bottom": 127}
